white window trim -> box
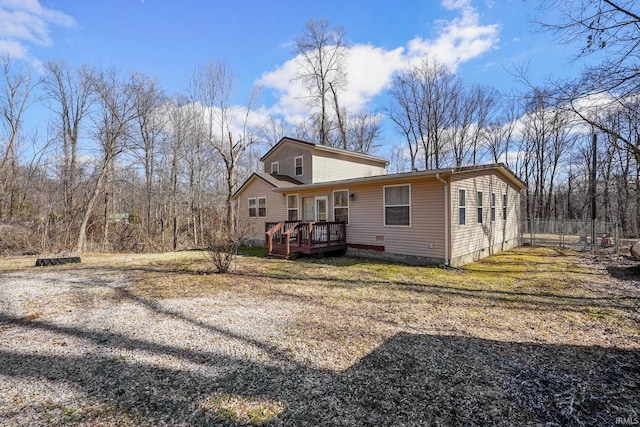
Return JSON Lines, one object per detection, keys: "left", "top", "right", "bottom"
{"left": 287, "top": 194, "right": 299, "bottom": 221}
{"left": 458, "top": 188, "right": 466, "bottom": 226}
{"left": 257, "top": 196, "right": 267, "bottom": 218}
{"left": 383, "top": 184, "right": 411, "bottom": 227}
{"left": 294, "top": 156, "right": 303, "bottom": 176}
{"left": 248, "top": 197, "right": 257, "bottom": 218}
{"left": 270, "top": 161, "right": 279, "bottom": 174}
{"left": 332, "top": 189, "right": 350, "bottom": 224}
{"left": 477, "top": 191, "right": 483, "bottom": 224}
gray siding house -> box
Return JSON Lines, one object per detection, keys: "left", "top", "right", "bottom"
{"left": 233, "top": 137, "right": 527, "bottom": 266}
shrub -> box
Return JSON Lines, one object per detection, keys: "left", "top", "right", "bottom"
{"left": 204, "top": 223, "right": 245, "bottom": 273}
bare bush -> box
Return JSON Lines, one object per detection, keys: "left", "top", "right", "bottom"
{"left": 203, "top": 222, "right": 246, "bottom": 273}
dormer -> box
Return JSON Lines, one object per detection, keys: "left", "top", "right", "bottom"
{"left": 261, "top": 137, "right": 388, "bottom": 184}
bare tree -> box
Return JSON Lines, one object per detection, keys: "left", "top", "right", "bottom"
{"left": 76, "top": 68, "right": 141, "bottom": 252}
{"left": 536, "top": 1, "right": 640, "bottom": 161}
{"left": 538, "top": 0, "right": 640, "bottom": 98}
{"left": 130, "top": 72, "right": 166, "bottom": 248}
{"left": 387, "top": 70, "right": 423, "bottom": 171}
{"left": 483, "top": 94, "right": 520, "bottom": 166}
{"left": 520, "top": 88, "right": 575, "bottom": 221}
{"left": 258, "top": 116, "right": 292, "bottom": 147}
{"left": 387, "top": 58, "right": 461, "bottom": 170}
{"left": 293, "top": 19, "right": 349, "bottom": 147}
{"left": 160, "top": 95, "right": 192, "bottom": 251}
{"left": 42, "top": 60, "right": 94, "bottom": 244}
{"left": 0, "top": 57, "right": 38, "bottom": 222}
{"left": 346, "top": 112, "right": 382, "bottom": 154}
{"left": 448, "top": 85, "right": 498, "bottom": 166}
{"left": 189, "top": 61, "right": 260, "bottom": 233}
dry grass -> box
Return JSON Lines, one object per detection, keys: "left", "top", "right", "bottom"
{"left": 1, "top": 246, "right": 639, "bottom": 425}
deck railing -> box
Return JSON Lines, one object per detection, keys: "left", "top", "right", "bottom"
{"left": 295, "top": 221, "right": 346, "bottom": 247}
{"left": 265, "top": 221, "right": 301, "bottom": 257}
{"left": 265, "top": 221, "right": 346, "bottom": 257}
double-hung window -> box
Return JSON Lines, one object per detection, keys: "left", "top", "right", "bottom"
{"left": 270, "top": 162, "right": 279, "bottom": 174}
{"left": 294, "top": 156, "right": 303, "bottom": 176}
{"left": 248, "top": 198, "right": 257, "bottom": 218}
{"left": 248, "top": 197, "right": 267, "bottom": 218}
{"left": 384, "top": 184, "right": 410, "bottom": 226}
{"left": 333, "top": 190, "right": 349, "bottom": 224}
{"left": 287, "top": 194, "right": 299, "bottom": 221}
{"left": 477, "top": 191, "right": 483, "bottom": 224}
{"left": 257, "top": 197, "right": 267, "bottom": 217}
{"left": 458, "top": 189, "right": 466, "bottom": 226}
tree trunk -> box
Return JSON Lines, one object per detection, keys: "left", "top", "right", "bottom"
{"left": 329, "top": 82, "right": 347, "bottom": 149}
{"left": 102, "top": 159, "right": 112, "bottom": 251}
{"left": 76, "top": 158, "right": 110, "bottom": 252}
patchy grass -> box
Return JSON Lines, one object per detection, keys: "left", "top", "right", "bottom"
{"left": 201, "top": 393, "right": 285, "bottom": 425}
{"left": 1, "top": 246, "right": 639, "bottom": 425}
{"left": 5, "top": 246, "right": 637, "bottom": 349}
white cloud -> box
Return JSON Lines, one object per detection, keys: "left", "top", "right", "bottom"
{"left": 342, "top": 44, "right": 405, "bottom": 112}
{"left": 258, "top": 0, "right": 499, "bottom": 126}
{"left": 0, "top": 39, "right": 27, "bottom": 58}
{"left": 0, "top": 0, "right": 76, "bottom": 63}
{"left": 398, "top": 3, "right": 499, "bottom": 71}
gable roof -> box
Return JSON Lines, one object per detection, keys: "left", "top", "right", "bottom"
{"left": 260, "top": 136, "right": 389, "bottom": 166}
{"left": 269, "top": 163, "right": 527, "bottom": 192}
{"left": 232, "top": 172, "right": 302, "bottom": 199}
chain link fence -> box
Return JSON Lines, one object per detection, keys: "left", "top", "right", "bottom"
{"left": 520, "top": 219, "right": 630, "bottom": 254}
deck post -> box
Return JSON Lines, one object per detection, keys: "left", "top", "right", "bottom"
{"left": 265, "top": 222, "right": 284, "bottom": 255}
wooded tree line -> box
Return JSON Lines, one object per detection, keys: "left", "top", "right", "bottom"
{"left": 0, "top": 58, "right": 262, "bottom": 254}
{"left": 1, "top": 1, "right": 639, "bottom": 255}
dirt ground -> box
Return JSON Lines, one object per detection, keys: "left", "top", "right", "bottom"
{"left": 0, "top": 247, "right": 638, "bottom": 426}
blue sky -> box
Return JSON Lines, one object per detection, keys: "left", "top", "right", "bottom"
{"left": 1, "top": 0, "right": 591, "bottom": 149}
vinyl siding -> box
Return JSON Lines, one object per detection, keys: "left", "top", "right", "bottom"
{"left": 450, "top": 170, "right": 522, "bottom": 264}
{"left": 262, "top": 144, "right": 314, "bottom": 184}
{"left": 312, "top": 151, "right": 386, "bottom": 183}
{"left": 288, "top": 176, "right": 446, "bottom": 262}
{"left": 236, "top": 178, "right": 286, "bottom": 241}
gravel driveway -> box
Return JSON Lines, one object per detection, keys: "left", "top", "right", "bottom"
{"left": 0, "top": 268, "right": 305, "bottom": 426}
{"left": 1, "top": 251, "right": 639, "bottom": 426}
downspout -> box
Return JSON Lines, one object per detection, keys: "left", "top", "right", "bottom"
{"left": 436, "top": 173, "right": 450, "bottom": 267}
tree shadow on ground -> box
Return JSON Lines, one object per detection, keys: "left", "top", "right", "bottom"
{"left": 34, "top": 258, "right": 636, "bottom": 317}
{"left": 1, "top": 312, "right": 638, "bottom": 426}
{"left": 607, "top": 262, "right": 640, "bottom": 282}
{"left": 233, "top": 269, "right": 640, "bottom": 317}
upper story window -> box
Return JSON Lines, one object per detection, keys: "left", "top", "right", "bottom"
{"left": 294, "top": 156, "right": 303, "bottom": 176}
{"left": 458, "top": 189, "right": 466, "bottom": 226}
{"left": 270, "top": 162, "right": 279, "bottom": 174}
{"left": 384, "top": 184, "right": 410, "bottom": 226}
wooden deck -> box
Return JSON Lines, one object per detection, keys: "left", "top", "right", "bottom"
{"left": 265, "top": 221, "right": 347, "bottom": 258}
